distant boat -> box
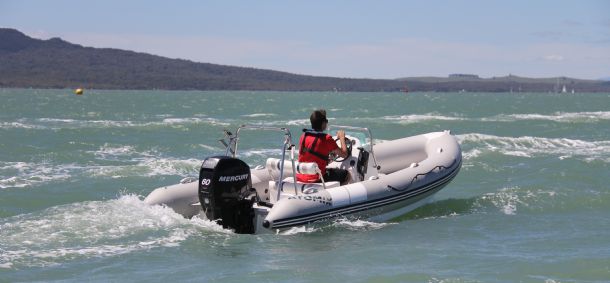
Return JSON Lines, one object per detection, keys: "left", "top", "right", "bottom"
{"left": 561, "top": 85, "right": 567, "bottom": 93}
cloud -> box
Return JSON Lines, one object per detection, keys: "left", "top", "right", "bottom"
{"left": 531, "top": 31, "right": 567, "bottom": 40}
{"left": 562, "top": 20, "right": 584, "bottom": 26}
{"left": 542, "top": 55, "right": 565, "bottom": 61}
{"left": 27, "top": 29, "right": 53, "bottom": 40}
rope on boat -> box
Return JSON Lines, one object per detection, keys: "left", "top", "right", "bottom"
{"left": 387, "top": 158, "right": 459, "bottom": 192}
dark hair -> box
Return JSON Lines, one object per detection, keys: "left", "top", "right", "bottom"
{"left": 310, "top": 109, "right": 328, "bottom": 131}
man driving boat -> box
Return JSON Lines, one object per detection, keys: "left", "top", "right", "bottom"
{"left": 297, "top": 109, "right": 349, "bottom": 184}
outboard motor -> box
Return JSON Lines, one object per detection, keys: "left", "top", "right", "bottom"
{"left": 198, "top": 156, "right": 256, "bottom": 234}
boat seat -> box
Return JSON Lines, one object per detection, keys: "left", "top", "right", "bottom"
{"left": 266, "top": 158, "right": 322, "bottom": 179}
{"left": 267, "top": 158, "right": 338, "bottom": 201}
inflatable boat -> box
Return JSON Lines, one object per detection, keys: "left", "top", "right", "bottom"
{"left": 144, "top": 125, "right": 462, "bottom": 234}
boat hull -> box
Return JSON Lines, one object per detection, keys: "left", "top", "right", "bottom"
{"left": 261, "top": 158, "right": 461, "bottom": 231}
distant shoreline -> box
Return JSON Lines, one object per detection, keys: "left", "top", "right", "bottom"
{"left": 2, "top": 87, "right": 608, "bottom": 94}
{"left": 2, "top": 28, "right": 610, "bottom": 93}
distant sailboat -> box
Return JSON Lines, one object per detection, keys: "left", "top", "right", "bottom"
{"left": 561, "top": 85, "right": 567, "bottom": 93}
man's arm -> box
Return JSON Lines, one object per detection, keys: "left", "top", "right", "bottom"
{"left": 332, "top": 130, "right": 348, "bottom": 158}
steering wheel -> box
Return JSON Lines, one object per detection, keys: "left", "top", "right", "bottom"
{"left": 332, "top": 136, "right": 353, "bottom": 162}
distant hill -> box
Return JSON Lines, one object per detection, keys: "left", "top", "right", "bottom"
{"left": 0, "top": 28, "right": 405, "bottom": 91}
{"left": 1, "top": 28, "right": 609, "bottom": 92}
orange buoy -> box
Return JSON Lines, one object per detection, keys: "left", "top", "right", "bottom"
{"left": 75, "top": 88, "right": 84, "bottom": 95}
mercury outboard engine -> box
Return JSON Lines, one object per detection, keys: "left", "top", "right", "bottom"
{"left": 198, "top": 156, "right": 256, "bottom": 234}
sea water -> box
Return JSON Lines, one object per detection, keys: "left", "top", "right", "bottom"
{"left": 0, "top": 89, "right": 609, "bottom": 282}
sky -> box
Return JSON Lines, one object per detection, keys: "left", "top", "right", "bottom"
{"left": 1, "top": 0, "right": 609, "bottom": 79}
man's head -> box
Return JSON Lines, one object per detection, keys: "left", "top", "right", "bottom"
{"left": 310, "top": 109, "right": 328, "bottom": 131}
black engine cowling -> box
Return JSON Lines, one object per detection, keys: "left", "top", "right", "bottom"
{"left": 198, "top": 156, "right": 256, "bottom": 234}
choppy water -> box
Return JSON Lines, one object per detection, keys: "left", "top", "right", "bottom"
{"left": 1, "top": 89, "right": 609, "bottom": 282}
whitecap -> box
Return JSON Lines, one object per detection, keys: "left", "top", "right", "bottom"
{"left": 462, "top": 149, "right": 482, "bottom": 160}
{"left": 198, "top": 144, "right": 221, "bottom": 152}
{"left": 0, "top": 161, "right": 74, "bottom": 189}
{"left": 0, "top": 121, "right": 46, "bottom": 129}
{"left": 89, "top": 144, "right": 145, "bottom": 161}
{"left": 2, "top": 117, "right": 232, "bottom": 130}
{"left": 241, "top": 113, "right": 277, "bottom": 118}
{"left": 483, "top": 111, "right": 610, "bottom": 123}
{"left": 476, "top": 187, "right": 559, "bottom": 215}
{"left": 278, "top": 226, "right": 319, "bottom": 235}
{"left": 277, "top": 219, "right": 391, "bottom": 235}
{"left": 0, "top": 262, "right": 13, "bottom": 269}
{"left": 33, "top": 118, "right": 138, "bottom": 129}
{"left": 142, "top": 158, "right": 201, "bottom": 176}
{"left": 284, "top": 119, "right": 310, "bottom": 126}
{"left": 479, "top": 187, "right": 520, "bottom": 215}
{"left": 1, "top": 152, "right": 203, "bottom": 188}
{"left": 88, "top": 157, "right": 201, "bottom": 178}
{"left": 381, "top": 113, "right": 464, "bottom": 123}
{"left": 239, "top": 148, "right": 283, "bottom": 158}
{"left": 0, "top": 195, "right": 229, "bottom": 268}
{"left": 87, "top": 144, "right": 208, "bottom": 177}
{"left": 457, "top": 133, "right": 610, "bottom": 162}
{"left": 502, "top": 151, "right": 532, "bottom": 158}
{"left": 161, "top": 117, "right": 229, "bottom": 126}
{"left": 333, "top": 218, "right": 393, "bottom": 231}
